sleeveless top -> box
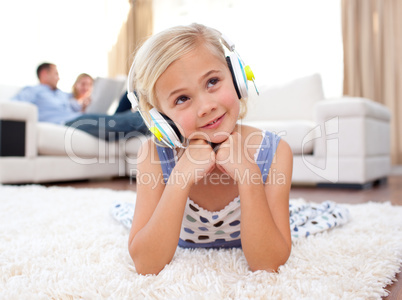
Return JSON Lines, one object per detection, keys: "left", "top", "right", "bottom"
{"left": 156, "top": 130, "right": 281, "bottom": 249}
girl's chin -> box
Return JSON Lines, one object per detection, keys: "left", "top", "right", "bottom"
{"left": 185, "top": 133, "right": 230, "bottom": 145}
{"left": 210, "top": 135, "right": 230, "bottom": 144}
{"left": 184, "top": 124, "right": 238, "bottom": 144}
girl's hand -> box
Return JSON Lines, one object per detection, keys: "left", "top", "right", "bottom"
{"left": 215, "top": 132, "right": 257, "bottom": 182}
{"left": 175, "top": 139, "right": 216, "bottom": 186}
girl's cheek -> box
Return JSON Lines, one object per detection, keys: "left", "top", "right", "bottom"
{"left": 220, "top": 85, "right": 239, "bottom": 106}
{"left": 222, "top": 91, "right": 240, "bottom": 114}
{"left": 175, "top": 114, "right": 193, "bottom": 136}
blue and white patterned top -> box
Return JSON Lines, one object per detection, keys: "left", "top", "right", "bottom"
{"left": 156, "top": 130, "right": 281, "bottom": 249}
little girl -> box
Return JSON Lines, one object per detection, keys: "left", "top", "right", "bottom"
{"left": 125, "top": 23, "right": 293, "bottom": 275}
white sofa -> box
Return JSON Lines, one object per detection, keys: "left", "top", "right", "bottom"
{"left": 243, "top": 74, "right": 391, "bottom": 188}
{"left": 0, "top": 83, "right": 145, "bottom": 184}
{"left": 0, "top": 74, "right": 391, "bottom": 187}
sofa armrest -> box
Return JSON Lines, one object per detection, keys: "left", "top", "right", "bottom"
{"left": 0, "top": 101, "right": 38, "bottom": 157}
{"left": 0, "top": 100, "right": 38, "bottom": 121}
{"left": 312, "top": 97, "right": 391, "bottom": 159}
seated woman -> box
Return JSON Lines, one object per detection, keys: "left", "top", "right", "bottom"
{"left": 71, "top": 73, "right": 94, "bottom": 112}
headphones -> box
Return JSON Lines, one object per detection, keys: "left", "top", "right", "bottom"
{"left": 127, "top": 33, "right": 259, "bottom": 149}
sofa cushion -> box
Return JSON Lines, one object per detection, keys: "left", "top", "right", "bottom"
{"left": 242, "top": 120, "right": 316, "bottom": 155}
{"left": 244, "top": 73, "right": 325, "bottom": 122}
{"left": 37, "top": 123, "right": 120, "bottom": 159}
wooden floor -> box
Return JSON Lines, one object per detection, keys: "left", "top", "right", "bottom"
{"left": 47, "top": 175, "right": 402, "bottom": 299}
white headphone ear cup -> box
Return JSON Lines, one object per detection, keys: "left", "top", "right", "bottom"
{"left": 229, "top": 52, "right": 248, "bottom": 99}
{"left": 148, "top": 108, "right": 182, "bottom": 148}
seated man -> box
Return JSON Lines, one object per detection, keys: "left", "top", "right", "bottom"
{"left": 12, "top": 62, "right": 149, "bottom": 141}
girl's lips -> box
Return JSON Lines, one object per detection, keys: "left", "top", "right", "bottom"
{"left": 201, "top": 113, "right": 225, "bottom": 129}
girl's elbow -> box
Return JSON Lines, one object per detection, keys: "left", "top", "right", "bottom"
{"left": 135, "top": 262, "right": 163, "bottom": 276}
{"left": 129, "top": 250, "right": 165, "bottom": 275}
{"left": 250, "top": 250, "right": 291, "bottom": 273}
{"left": 272, "top": 247, "right": 292, "bottom": 271}
{"left": 128, "top": 243, "right": 167, "bottom": 275}
{"left": 249, "top": 260, "right": 287, "bottom": 273}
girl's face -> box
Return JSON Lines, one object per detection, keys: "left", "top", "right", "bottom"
{"left": 155, "top": 44, "right": 240, "bottom": 144}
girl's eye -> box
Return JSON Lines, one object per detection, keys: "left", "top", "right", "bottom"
{"left": 175, "top": 96, "right": 189, "bottom": 105}
{"left": 207, "top": 78, "right": 219, "bottom": 88}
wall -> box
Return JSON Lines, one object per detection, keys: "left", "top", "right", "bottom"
{"left": 0, "top": 0, "right": 130, "bottom": 92}
{"left": 153, "top": 0, "right": 343, "bottom": 98}
{"left": 0, "top": 0, "right": 343, "bottom": 98}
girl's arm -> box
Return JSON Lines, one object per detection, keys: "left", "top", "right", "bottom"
{"left": 217, "top": 133, "right": 293, "bottom": 272}
{"left": 128, "top": 139, "right": 215, "bottom": 275}
{"left": 239, "top": 139, "right": 293, "bottom": 272}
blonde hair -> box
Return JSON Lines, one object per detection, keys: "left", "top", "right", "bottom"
{"left": 130, "top": 23, "right": 247, "bottom": 125}
{"left": 72, "top": 73, "right": 93, "bottom": 99}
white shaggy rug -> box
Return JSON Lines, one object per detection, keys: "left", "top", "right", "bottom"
{"left": 0, "top": 185, "right": 401, "bottom": 299}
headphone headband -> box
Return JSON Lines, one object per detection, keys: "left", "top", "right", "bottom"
{"left": 220, "top": 34, "right": 236, "bottom": 52}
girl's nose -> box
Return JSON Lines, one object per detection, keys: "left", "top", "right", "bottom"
{"left": 197, "top": 95, "right": 217, "bottom": 118}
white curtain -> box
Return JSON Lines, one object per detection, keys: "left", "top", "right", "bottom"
{"left": 342, "top": 0, "right": 402, "bottom": 164}
{"left": 108, "top": 0, "right": 153, "bottom": 78}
